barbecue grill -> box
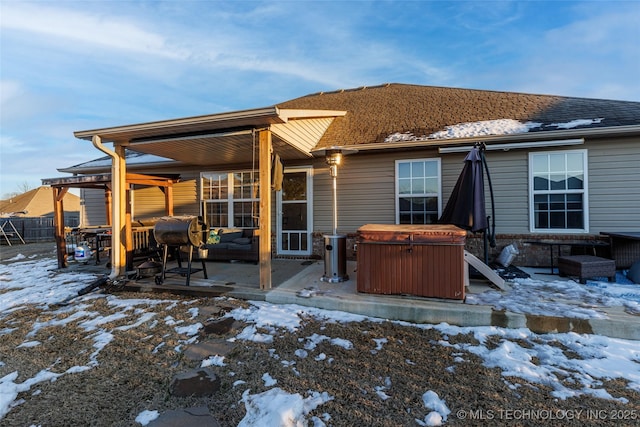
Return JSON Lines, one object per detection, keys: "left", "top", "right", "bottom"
{"left": 153, "top": 216, "right": 208, "bottom": 286}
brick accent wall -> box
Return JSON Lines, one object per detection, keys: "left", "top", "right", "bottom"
{"left": 305, "top": 232, "right": 610, "bottom": 268}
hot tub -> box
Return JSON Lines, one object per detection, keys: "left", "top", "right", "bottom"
{"left": 356, "top": 224, "right": 466, "bottom": 300}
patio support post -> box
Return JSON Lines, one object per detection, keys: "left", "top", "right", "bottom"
{"left": 114, "top": 144, "right": 127, "bottom": 276}
{"left": 104, "top": 186, "right": 112, "bottom": 226}
{"left": 258, "top": 129, "right": 272, "bottom": 290}
{"left": 125, "top": 188, "right": 133, "bottom": 271}
{"left": 92, "top": 135, "right": 127, "bottom": 279}
{"left": 165, "top": 185, "right": 174, "bottom": 216}
{"left": 52, "top": 186, "right": 69, "bottom": 269}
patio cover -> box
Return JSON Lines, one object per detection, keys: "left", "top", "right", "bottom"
{"left": 71, "top": 107, "right": 347, "bottom": 289}
{"left": 73, "top": 107, "right": 346, "bottom": 166}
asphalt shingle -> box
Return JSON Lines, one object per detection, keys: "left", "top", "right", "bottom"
{"left": 276, "top": 83, "right": 640, "bottom": 147}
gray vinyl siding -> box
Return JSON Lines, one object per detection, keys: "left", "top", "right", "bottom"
{"left": 80, "top": 176, "right": 199, "bottom": 226}
{"left": 478, "top": 150, "right": 529, "bottom": 235}
{"left": 442, "top": 150, "right": 533, "bottom": 235}
{"left": 312, "top": 153, "right": 396, "bottom": 233}
{"left": 312, "top": 149, "right": 532, "bottom": 234}
{"left": 311, "top": 137, "right": 640, "bottom": 236}
{"left": 133, "top": 176, "right": 199, "bottom": 220}
{"left": 77, "top": 136, "right": 639, "bottom": 236}
{"left": 587, "top": 137, "right": 640, "bottom": 233}
{"left": 133, "top": 186, "right": 169, "bottom": 220}
{"left": 171, "top": 174, "right": 200, "bottom": 216}
{"left": 80, "top": 188, "right": 107, "bottom": 226}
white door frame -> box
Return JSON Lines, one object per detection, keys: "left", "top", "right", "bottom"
{"left": 276, "top": 166, "right": 313, "bottom": 256}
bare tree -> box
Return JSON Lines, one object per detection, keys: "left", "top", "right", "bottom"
{"left": 17, "top": 181, "right": 34, "bottom": 194}
{"left": 1, "top": 181, "right": 36, "bottom": 199}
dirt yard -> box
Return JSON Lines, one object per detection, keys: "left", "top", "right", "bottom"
{"left": 1, "top": 243, "right": 639, "bottom": 426}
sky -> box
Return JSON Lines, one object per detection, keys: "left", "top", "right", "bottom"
{"left": 1, "top": 250, "right": 640, "bottom": 424}
{"left": 1, "top": 0, "right": 639, "bottom": 198}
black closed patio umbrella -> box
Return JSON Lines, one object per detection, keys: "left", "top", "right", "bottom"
{"left": 440, "top": 143, "right": 496, "bottom": 263}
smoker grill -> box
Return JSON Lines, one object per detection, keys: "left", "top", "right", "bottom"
{"left": 153, "top": 216, "right": 208, "bottom": 286}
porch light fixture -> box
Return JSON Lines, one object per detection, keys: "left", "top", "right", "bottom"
{"left": 438, "top": 138, "right": 584, "bottom": 153}
{"left": 311, "top": 146, "right": 357, "bottom": 282}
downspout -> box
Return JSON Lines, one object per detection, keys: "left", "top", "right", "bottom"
{"left": 91, "top": 135, "right": 124, "bottom": 280}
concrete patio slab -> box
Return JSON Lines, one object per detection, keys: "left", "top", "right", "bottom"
{"left": 121, "top": 258, "right": 639, "bottom": 340}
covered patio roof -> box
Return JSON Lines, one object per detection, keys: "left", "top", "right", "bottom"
{"left": 73, "top": 107, "right": 347, "bottom": 166}
{"left": 70, "top": 108, "right": 346, "bottom": 289}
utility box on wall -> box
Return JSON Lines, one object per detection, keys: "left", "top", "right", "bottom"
{"left": 356, "top": 224, "right": 467, "bottom": 300}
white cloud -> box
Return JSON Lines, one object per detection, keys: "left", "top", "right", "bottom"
{"left": 1, "top": 3, "right": 184, "bottom": 59}
{"left": 0, "top": 134, "right": 37, "bottom": 155}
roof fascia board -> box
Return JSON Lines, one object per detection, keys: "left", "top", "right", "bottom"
{"left": 74, "top": 108, "right": 348, "bottom": 143}
{"left": 74, "top": 107, "right": 282, "bottom": 141}
{"left": 350, "top": 125, "right": 640, "bottom": 153}
{"left": 277, "top": 108, "right": 347, "bottom": 121}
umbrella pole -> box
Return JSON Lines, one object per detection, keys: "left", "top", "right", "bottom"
{"left": 480, "top": 147, "right": 497, "bottom": 249}
{"left": 484, "top": 228, "right": 489, "bottom": 265}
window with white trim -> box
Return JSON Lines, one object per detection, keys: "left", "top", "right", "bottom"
{"left": 529, "top": 150, "right": 588, "bottom": 232}
{"left": 395, "top": 159, "right": 441, "bottom": 224}
{"left": 201, "top": 171, "right": 259, "bottom": 228}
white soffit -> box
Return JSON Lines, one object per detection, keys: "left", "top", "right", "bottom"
{"left": 271, "top": 117, "right": 338, "bottom": 154}
{"left": 74, "top": 108, "right": 346, "bottom": 166}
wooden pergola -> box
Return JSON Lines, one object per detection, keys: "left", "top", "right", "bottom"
{"left": 42, "top": 173, "right": 178, "bottom": 269}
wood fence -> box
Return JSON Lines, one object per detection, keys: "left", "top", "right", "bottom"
{"left": 1, "top": 215, "right": 79, "bottom": 243}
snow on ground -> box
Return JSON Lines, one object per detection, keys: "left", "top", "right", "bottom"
{"left": 1, "top": 252, "right": 640, "bottom": 425}
{"left": 466, "top": 272, "right": 640, "bottom": 317}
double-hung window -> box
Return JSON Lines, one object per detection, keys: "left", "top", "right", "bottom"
{"left": 530, "top": 150, "right": 588, "bottom": 232}
{"left": 395, "top": 159, "right": 441, "bottom": 224}
{"left": 201, "top": 171, "right": 259, "bottom": 228}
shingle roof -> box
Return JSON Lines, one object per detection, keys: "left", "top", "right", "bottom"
{"left": 0, "top": 186, "right": 80, "bottom": 217}
{"left": 276, "top": 83, "right": 640, "bottom": 148}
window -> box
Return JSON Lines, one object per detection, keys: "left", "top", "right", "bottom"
{"left": 529, "top": 150, "right": 588, "bottom": 232}
{"left": 395, "top": 159, "right": 441, "bottom": 224}
{"left": 201, "top": 171, "right": 259, "bottom": 228}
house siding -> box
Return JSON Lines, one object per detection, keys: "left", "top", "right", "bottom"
{"left": 311, "top": 149, "right": 534, "bottom": 235}
{"left": 80, "top": 188, "right": 107, "bottom": 226}
{"left": 312, "top": 153, "right": 397, "bottom": 233}
{"left": 477, "top": 150, "right": 529, "bottom": 235}
{"left": 76, "top": 136, "right": 639, "bottom": 266}
{"left": 81, "top": 176, "right": 200, "bottom": 226}
{"left": 587, "top": 136, "right": 640, "bottom": 233}
{"left": 311, "top": 136, "right": 640, "bottom": 236}
{"left": 171, "top": 174, "right": 200, "bottom": 217}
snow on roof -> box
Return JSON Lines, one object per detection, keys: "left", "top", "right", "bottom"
{"left": 384, "top": 118, "right": 603, "bottom": 143}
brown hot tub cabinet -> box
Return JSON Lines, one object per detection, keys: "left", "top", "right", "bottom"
{"left": 356, "top": 224, "right": 466, "bottom": 300}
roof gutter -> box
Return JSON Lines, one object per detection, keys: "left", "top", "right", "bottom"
{"left": 91, "top": 135, "right": 124, "bottom": 281}
{"left": 347, "top": 125, "right": 640, "bottom": 153}
{"left": 74, "top": 107, "right": 283, "bottom": 142}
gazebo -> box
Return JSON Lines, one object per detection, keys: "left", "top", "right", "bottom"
{"left": 42, "top": 173, "right": 179, "bottom": 270}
